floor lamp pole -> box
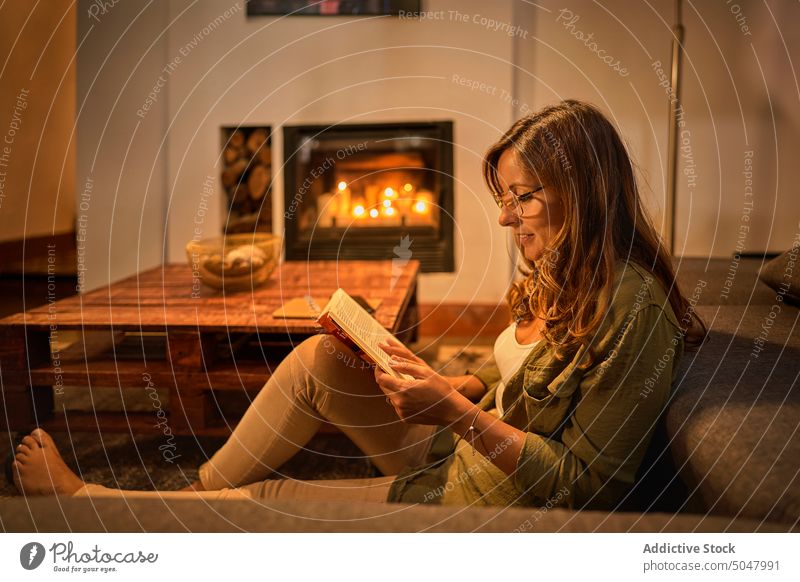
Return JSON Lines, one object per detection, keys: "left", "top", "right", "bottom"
{"left": 666, "top": 0, "right": 684, "bottom": 255}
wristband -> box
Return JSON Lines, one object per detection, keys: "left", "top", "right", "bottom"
{"left": 461, "top": 409, "right": 482, "bottom": 455}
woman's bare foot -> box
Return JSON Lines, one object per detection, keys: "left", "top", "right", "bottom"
{"left": 12, "top": 428, "right": 85, "bottom": 496}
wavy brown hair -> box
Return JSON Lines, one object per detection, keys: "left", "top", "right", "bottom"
{"left": 483, "top": 99, "right": 704, "bottom": 358}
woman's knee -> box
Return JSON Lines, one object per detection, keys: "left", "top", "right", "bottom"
{"left": 292, "top": 334, "right": 354, "bottom": 366}
{"left": 291, "top": 334, "right": 354, "bottom": 378}
{"left": 288, "top": 334, "right": 376, "bottom": 396}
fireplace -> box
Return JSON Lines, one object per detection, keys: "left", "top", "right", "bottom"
{"left": 283, "top": 122, "right": 454, "bottom": 272}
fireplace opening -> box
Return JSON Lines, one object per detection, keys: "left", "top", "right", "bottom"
{"left": 283, "top": 122, "right": 454, "bottom": 272}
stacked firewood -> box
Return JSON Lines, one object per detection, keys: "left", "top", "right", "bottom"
{"left": 221, "top": 127, "right": 272, "bottom": 232}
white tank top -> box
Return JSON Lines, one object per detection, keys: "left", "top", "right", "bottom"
{"left": 494, "top": 322, "right": 540, "bottom": 415}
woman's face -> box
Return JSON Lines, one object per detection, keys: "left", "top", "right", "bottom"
{"left": 495, "top": 148, "right": 565, "bottom": 263}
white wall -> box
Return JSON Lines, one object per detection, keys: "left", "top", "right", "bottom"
{"left": 76, "top": 0, "right": 169, "bottom": 291}
{"left": 676, "top": 0, "right": 800, "bottom": 255}
{"left": 523, "top": 0, "right": 800, "bottom": 257}
{"left": 0, "top": 1, "right": 76, "bottom": 243}
{"left": 76, "top": 0, "right": 800, "bottom": 300}
{"left": 163, "top": 0, "right": 517, "bottom": 303}
{"left": 518, "top": 1, "right": 673, "bottom": 239}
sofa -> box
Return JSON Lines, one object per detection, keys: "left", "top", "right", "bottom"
{"left": 658, "top": 256, "right": 799, "bottom": 525}
{"left": 1, "top": 257, "right": 798, "bottom": 532}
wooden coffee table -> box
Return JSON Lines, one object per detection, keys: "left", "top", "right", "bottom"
{"left": 0, "top": 260, "right": 419, "bottom": 436}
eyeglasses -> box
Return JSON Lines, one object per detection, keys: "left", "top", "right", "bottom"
{"left": 492, "top": 185, "right": 545, "bottom": 218}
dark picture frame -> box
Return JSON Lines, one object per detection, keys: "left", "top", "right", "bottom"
{"left": 246, "top": 0, "right": 422, "bottom": 17}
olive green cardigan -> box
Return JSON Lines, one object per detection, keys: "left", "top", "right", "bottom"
{"left": 387, "top": 262, "right": 685, "bottom": 509}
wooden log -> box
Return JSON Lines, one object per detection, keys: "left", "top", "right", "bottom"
{"left": 257, "top": 145, "right": 271, "bottom": 166}
{"left": 233, "top": 183, "right": 251, "bottom": 211}
{"left": 221, "top": 159, "right": 247, "bottom": 188}
{"left": 246, "top": 128, "right": 268, "bottom": 154}
{"left": 223, "top": 146, "right": 240, "bottom": 164}
{"left": 247, "top": 165, "right": 269, "bottom": 200}
{"left": 229, "top": 130, "right": 245, "bottom": 148}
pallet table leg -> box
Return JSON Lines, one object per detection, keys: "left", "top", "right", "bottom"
{"left": 168, "top": 388, "right": 213, "bottom": 435}
{"left": 0, "top": 385, "right": 54, "bottom": 431}
{"left": 30, "top": 385, "right": 54, "bottom": 426}
{"left": 0, "top": 329, "right": 53, "bottom": 431}
{"left": 1, "top": 386, "right": 34, "bottom": 430}
{"left": 165, "top": 331, "right": 218, "bottom": 434}
{"left": 166, "top": 330, "right": 217, "bottom": 369}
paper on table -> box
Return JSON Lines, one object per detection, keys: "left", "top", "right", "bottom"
{"left": 272, "top": 297, "right": 330, "bottom": 319}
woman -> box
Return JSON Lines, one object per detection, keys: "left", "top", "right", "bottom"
{"left": 11, "top": 100, "right": 703, "bottom": 509}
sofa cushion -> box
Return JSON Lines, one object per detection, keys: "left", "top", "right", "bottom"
{"left": 667, "top": 304, "right": 800, "bottom": 524}
{"left": 0, "top": 497, "right": 794, "bottom": 532}
{"left": 759, "top": 247, "right": 800, "bottom": 305}
{"left": 673, "top": 257, "right": 777, "bottom": 305}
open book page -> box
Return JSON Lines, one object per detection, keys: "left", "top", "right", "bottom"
{"left": 319, "top": 289, "right": 413, "bottom": 380}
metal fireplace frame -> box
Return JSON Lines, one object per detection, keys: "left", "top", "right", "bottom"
{"left": 282, "top": 121, "right": 455, "bottom": 273}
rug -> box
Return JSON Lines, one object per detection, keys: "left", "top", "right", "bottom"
{"left": 0, "top": 338, "right": 493, "bottom": 497}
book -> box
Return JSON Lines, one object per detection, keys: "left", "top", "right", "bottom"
{"left": 316, "top": 288, "right": 413, "bottom": 380}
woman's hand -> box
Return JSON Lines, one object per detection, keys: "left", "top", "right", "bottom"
{"left": 376, "top": 338, "right": 525, "bottom": 478}
{"left": 374, "top": 337, "right": 470, "bottom": 426}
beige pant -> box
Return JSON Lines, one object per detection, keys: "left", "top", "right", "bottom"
{"left": 75, "top": 335, "right": 437, "bottom": 502}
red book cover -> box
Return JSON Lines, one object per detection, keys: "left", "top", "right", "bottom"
{"left": 316, "top": 311, "right": 374, "bottom": 365}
